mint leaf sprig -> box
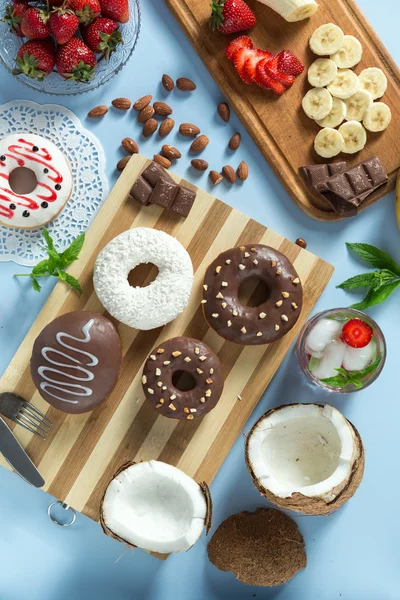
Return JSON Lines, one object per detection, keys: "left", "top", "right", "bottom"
{"left": 320, "top": 356, "right": 382, "bottom": 389}
{"left": 14, "top": 228, "right": 85, "bottom": 293}
{"left": 337, "top": 243, "right": 400, "bottom": 310}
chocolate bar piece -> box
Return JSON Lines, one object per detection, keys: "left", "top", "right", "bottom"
{"left": 141, "top": 161, "right": 174, "bottom": 187}
{"left": 150, "top": 177, "right": 179, "bottom": 209}
{"left": 299, "top": 162, "right": 348, "bottom": 192}
{"left": 130, "top": 176, "right": 152, "bottom": 206}
{"left": 171, "top": 186, "right": 196, "bottom": 217}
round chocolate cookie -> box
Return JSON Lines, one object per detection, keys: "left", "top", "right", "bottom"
{"left": 202, "top": 245, "right": 303, "bottom": 345}
{"left": 30, "top": 312, "right": 122, "bottom": 414}
{"left": 142, "top": 337, "right": 224, "bottom": 420}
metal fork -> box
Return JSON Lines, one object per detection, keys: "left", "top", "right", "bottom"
{"left": 0, "top": 393, "right": 52, "bottom": 440}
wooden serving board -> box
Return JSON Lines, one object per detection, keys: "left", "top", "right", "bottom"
{"left": 164, "top": 0, "right": 400, "bottom": 220}
{"left": 0, "top": 155, "right": 333, "bottom": 521}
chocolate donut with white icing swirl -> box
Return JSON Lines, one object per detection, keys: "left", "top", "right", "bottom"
{"left": 30, "top": 312, "right": 122, "bottom": 414}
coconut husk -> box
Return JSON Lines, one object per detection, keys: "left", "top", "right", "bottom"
{"left": 200, "top": 481, "right": 213, "bottom": 535}
{"left": 245, "top": 406, "right": 365, "bottom": 516}
{"left": 207, "top": 508, "right": 306, "bottom": 587}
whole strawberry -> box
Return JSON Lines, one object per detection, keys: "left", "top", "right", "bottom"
{"left": 14, "top": 39, "right": 55, "bottom": 79}
{"left": 99, "top": 0, "right": 129, "bottom": 24}
{"left": 21, "top": 7, "right": 50, "bottom": 39}
{"left": 210, "top": 0, "right": 256, "bottom": 34}
{"left": 2, "top": 2, "right": 27, "bottom": 36}
{"left": 82, "top": 17, "right": 121, "bottom": 59}
{"left": 56, "top": 37, "right": 96, "bottom": 82}
{"left": 50, "top": 6, "right": 79, "bottom": 44}
{"left": 67, "top": 0, "right": 100, "bottom": 25}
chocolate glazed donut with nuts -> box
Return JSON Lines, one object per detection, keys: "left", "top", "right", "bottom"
{"left": 202, "top": 245, "right": 303, "bottom": 345}
{"left": 142, "top": 337, "right": 224, "bottom": 420}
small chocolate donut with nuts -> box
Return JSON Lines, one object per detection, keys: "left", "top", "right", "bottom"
{"left": 202, "top": 245, "right": 303, "bottom": 345}
{"left": 142, "top": 337, "right": 224, "bottom": 420}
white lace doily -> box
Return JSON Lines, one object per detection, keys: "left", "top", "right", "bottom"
{"left": 0, "top": 101, "right": 108, "bottom": 266}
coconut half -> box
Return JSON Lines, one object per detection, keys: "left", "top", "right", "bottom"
{"left": 245, "top": 404, "right": 364, "bottom": 515}
{"left": 208, "top": 508, "right": 306, "bottom": 587}
{"left": 100, "top": 460, "right": 212, "bottom": 554}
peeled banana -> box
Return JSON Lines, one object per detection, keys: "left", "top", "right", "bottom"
{"left": 309, "top": 23, "right": 344, "bottom": 55}
{"left": 314, "top": 127, "right": 344, "bottom": 158}
{"left": 338, "top": 121, "right": 367, "bottom": 154}
{"left": 327, "top": 69, "right": 360, "bottom": 99}
{"left": 308, "top": 58, "right": 337, "bottom": 87}
{"left": 256, "top": 0, "right": 319, "bottom": 22}
{"left": 358, "top": 68, "right": 387, "bottom": 100}
{"left": 363, "top": 102, "right": 392, "bottom": 132}
{"left": 316, "top": 96, "right": 347, "bottom": 128}
{"left": 330, "top": 35, "right": 362, "bottom": 68}
{"left": 345, "top": 90, "right": 373, "bottom": 121}
{"left": 302, "top": 87, "right": 332, "bottom": 120}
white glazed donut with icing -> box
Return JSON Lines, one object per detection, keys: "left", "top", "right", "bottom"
{"left": 0, "top": 133, "right": 73, "bottom": 229}
{"left": 93, "top": 228, "right": 194, "bottom": 330}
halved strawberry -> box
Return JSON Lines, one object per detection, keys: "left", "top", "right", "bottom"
{"left": 226, "top": 35, "right": 253, "bottom": 61}
{"left": 341, "top": 319, "right": 373, "bottom": 349}
{"left": 243, "top": 48, "right": 271, "bottom": 84}
{"left": 276, "top": 49, "right": 304, "bottom": 76}
{"left": 254, "top": 60, "right": 286, "bottom": 95}
{"left": 232, "top": 46, "right": 255, "bottom": 84}
{"left": 263, "top": 54, "right": 295, "bottom": 86}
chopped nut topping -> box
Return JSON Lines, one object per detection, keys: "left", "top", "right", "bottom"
{"left": 215, "top": 266, "right": 222, "bottom": 274}
{"left": 196, "top": 368, "right": 203, "bottom": 374}
{"left": 221, "top": 281, "right": 228, "bottom": 287}
{"left": 276, "top": 269, "right": 282, "bottom": 276}
{"left": 172, "top": 351, "right": 182, "bottom": 357}
{"left": 256, "top": 332, "right": 263, "bottom": 337}
{"left": 253, "top": 259, "right": 259, "bottom": 265}
{"left": 170, "top": 394, "right": 177, "bottom": 400}
{"left": 212, "top": 313, "right": 219, "bottom": 318}
{"left": 221, "top": 302, "right": 227, "bottom": 309}
{"left": 187, "top": 414, "right": 194, "bottom": 420}
{"left": 155, "top": 368, "right": 161, "bottom": 376}
{"left": 233, "top": 310, "right": 238, "bottom": 317}
{"left": 199, "top": 356, "right": 207, "bottom": 362}
{"left": 238, "top": 264, "right": 246, "bottom": 270}
{"left": 206, "top": 378, "right": 213, "bottom": 384}
{"left": 275, "top": 324, "right": 280, "bottom": 331}
{"left": 216, "top": 292, "right": 224, "bottom": 299}
{"left": 163, "top": 360, "right": 171, "bottom": 365}
{"left": 227, "top": 320, "right": 232, "bottom": 327}
{"left": 169, "top": 403, "right": 176, "bottom": 411}
{"left": 162, "top": 386, "right": 167, "bottom": 391}
{"left": 225, "top": 259, "right": 232, "bottom": 264}
{"left": 200, "top": 397, "right": 206, "bottom": 403}
{"left": 157, "top": 348, "right": 164, "bottom": 354}
{"left": 195, "top": 347, "right": 200, "bottom": 355}
{"left": 156, "top": 403, "right": 163, "bottom": 409}
{"left": 203, "top": 284, "right": 208, "bottom": 291}
{"left": 201, "top": 299, "right": 207, "bottom": 304}
{"left": 271, "top": 261, "right": 277, "bottom": 267}
{"left": 159, "top": 398, "right": 165, "bottom": 404}
{"left": 184, "top": 407, "right": 190, "bottom": 414}
{"left": 150, "top": 355, "right": 156, "bottom": 361}
{"left": 241, "top": 326, "right": 247, "bottom": 334}
{"left": 205, "top": 389, "right": 212, "bottom": 397}
{"left": 292, "top": 277, "right": 300, "bottom": 285}
{"left": 244, "top": 252, "right": 250, "bottom": 258}
{"left": 250, "top": 247, "right": 256, "bottom": 253}
{"left": 239, "top": 245, "right": 245, "bottom": 251}
{"left": 292, "top": 302, "right": 298, "bottom": 309}
{"left": 147, "top": 388, "right": 154, "bottom": 394}
{"left": 184, "top": 356, "right": 191, "bottom": 363}
{"left": 282, "top": 292, "right": 290, "bottom": 298}
{"left": 157, "top": 382, "right": 163, "bottom": 387}
{"left": 259, "top": 312, "right": 266, "bottom": 319}
{"left": 190, "top": 408, "right": 197, "bottom": 413}
{"left": 209, "top": 368, "right": 214, "bottom": 374}
{"left": 276, "top": 300, "right": 283, "bottom": 307}
{"left": 142, "top": 375, "right": 147, "bottom": 384}
{"left": 281, "top": 314, "right": 289, "bottom": 322}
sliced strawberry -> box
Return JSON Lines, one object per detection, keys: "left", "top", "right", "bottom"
{"left": 226, "top": 35, "right": 253, "bottom": 61}
{"left": 341, "top": 319, "right": 373, "bottom": 349}
{"left": 276, "top": 49, "right": 304, "bottom": 76}
{"left": 254, "top": 61, "right": 286, "bottom": 95}
{"left": 263, "top": 54, "right": 294, "bottom": 86}
{"left": 243, "top": 49, "right": 271, "bottom": 84}
{"left": 233, "top": 46, "right": 255, "bottom": 84}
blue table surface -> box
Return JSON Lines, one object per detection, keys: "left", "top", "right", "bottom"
{"left": 0, "top": 1, "right": 399, "bottom": 599}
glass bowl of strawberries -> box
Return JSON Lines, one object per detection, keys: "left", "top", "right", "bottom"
{"left": 0, "top": 0, "right": 140, "bottom": 94}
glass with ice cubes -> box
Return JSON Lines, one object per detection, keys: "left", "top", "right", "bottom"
{"left": 296, "top": 308, "right": 386, "bottom": 393}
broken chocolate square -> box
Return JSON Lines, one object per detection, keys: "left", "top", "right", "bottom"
{"left": 141, "top": 161, "right": 174, "bottom": 187}
{"left": 171, "top": 186, "right": 196, "bottom": 217}
{"left": 150, "top": 177, "right": 179, "bottom": 209}
{"left": 130, "top": 176, "right": 153, "bottom": 206}
{"left": 299, "top": 162, "right": 347, "bottom": 193}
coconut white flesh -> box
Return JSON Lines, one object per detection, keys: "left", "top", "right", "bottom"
{"left": 102, "top": 461, "right": 207, "bottom": 554}
{"left": 247, "top": 404, "right": 357, "bottom": 502}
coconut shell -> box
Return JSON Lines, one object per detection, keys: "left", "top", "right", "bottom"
{"left": 245, "top": 405, "right": 365, "bottom": 516}
{"left": 207, "top": 508, "right": 306, "bottom": 587}
{"left": 200, "top": 481, "right": 213, "bottom": 535}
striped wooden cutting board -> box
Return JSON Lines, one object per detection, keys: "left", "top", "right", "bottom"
{"left": 0, "top": 155, "right": 333, "bottom": 521}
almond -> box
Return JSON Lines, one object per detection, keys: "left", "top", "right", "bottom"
{"left": 222, "top": 165, "right": 236, "bottom": 184}
{"left": 191, "top": 159, "right": 209, "bottom": 171}
{"left": 176, "top": 77, "right": 196, "bottom": 91}
{"left": 228, "top": 132, "right": 241, "bottom": 151}
{"left": 218, "top": 102, "right": 230, "bottom": 123}
{"left": 154, "top": 154, "right": 171, "bottom": 169}
{"left": 112, "top": 97, "right": 131, "bottom": 110}
{"left": 159, "top": 118, "right": 175, "bottom": 138}
{"left": 133, "top": 94, "right": 152, "bottom": 111}
{"left": 162, "top": 145, "right": 182, "bottom": 160}
{"left": 210, "top": 170, "right": 223, "bottom": 186}
{"left": 189, "top": 135, "right": 209, "bottom": 153}
{"left": 121, "top": 137, "right": 139, "bottom": 154}
{"left": 142, "top": 118, "right": 158, "bottom": 137}
{"left": 87, "top": 105, "right": 108, "bottom": 118}
{"left": 117, "top": 156, "right": 130, "bottom": 171}
{"left": 179, "top": 123, "right": 200, "bottom": 137}
{"left": 154, "top": 101, "right": 173, "bottom": 116}
{"left": 237, "top": 161, "right": 249, "bottom": 181}
{"left": 162, "top": 74, "right": 174, "bottom": 92}
{"left": 138, "top": 105, "right": 155, "bottom": 123}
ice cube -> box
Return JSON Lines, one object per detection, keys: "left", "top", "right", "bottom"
{"left": 306, "top": 318, "right": 342, "bottom": 354}
{"left": 343, "top": 339, "right": 376, "bottom": 372}
{"left": 305, "top": 343, "right": 324, "bottom": 359}
{"left": 310, "top": 340, "right": 347, "bottom": 379}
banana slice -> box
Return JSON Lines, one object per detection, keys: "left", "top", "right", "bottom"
{"left": 309, "top": 23, "right": 345, "bottom": 56}
{"left": 327, "top": 69, "right": 359, "bottom": 99}
{"left": 330, "top": 35, "right": 362, "bottom": 68}
{"left": 358, "top": 67, "right": 387, "bottom": 100}
{"left": 302, "top": 88, "right": 333, "bottom": 120}
{"left": 344, "top": 90, "right": 373, "bottom": 121}
{"left": 363, "top": 102, "right": 392, "bottom": 132}
{"left": 338, "top": 121, "right": 367, "bottom": 154}
{"left": 308, "top": 58, "right": 337, "bottom": 87}
{"left": 314, "top": 127, "right": 344, "bottom": 158}
{"left": 316, "top": 97, "right": 347, "bottom": 128}
{"left": 256, "top": 0, "right": 319, "bottom": 22}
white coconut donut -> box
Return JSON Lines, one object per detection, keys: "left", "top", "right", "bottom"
{"left": 0, "top": 133, "right": 73, "bottom": 229}
{"left": 93, "top": 228, "right": 194, "bottom": 330}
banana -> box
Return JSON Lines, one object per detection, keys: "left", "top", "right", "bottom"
{"left": 327, "top": 68, "right": 359, "bottom": 99}
{"left": 338, "top": 121, "right": 367, "bottom": 154}
{"left": 256, "top": 0, "right": 319, "bottom": 22}
{"left": 363, "top": 102, "right": 392, "bottom": 132}
{"left": 344, "top": 90, "right": 373, "bottom": 121}
{"left": 302, "top": 88, "right": 332, "bottom": 120}
{"left": 308, "top": 58, "right": 337, "bottom": 87}
{"left": 330, "top": 35, "right": 363, "bottom": 68}
{"left": 396, "top": 170, "right": 400, "bottom": 229}
{"left": 314, "top": 127, "right": 344, "bottom": 158}
{"left": 358, "top": 68, "right": 387, "bottom": 100}
{"left": 316, "top": 96, "right": 347, "bottom": 128}
{"left": 309, "top": 23, "right": 344, "bottom": 56}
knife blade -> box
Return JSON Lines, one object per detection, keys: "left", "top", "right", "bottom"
{"left": 0, "top": 417, "right": 44, "bottom": 488}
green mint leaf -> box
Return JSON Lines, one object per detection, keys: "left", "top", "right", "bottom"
{"left": 346, "top": 243, "right": 400, "bottom": 275}
{"left": 42, "top": 228, "right": 55, "bottom": 251}
{"left": 371, "top": 269, "right": 400, "bottom": 291}
{"left": 64, "top": 273, "right": 83, "bottom": 295}
{"left": 32, "top": 259, "right": 53, "bottom": 277}
{"left": 31, "top": 277, "right": 41, "bottom": 292}
{"left": 46, "top": 247, "right": 61, "bottom": 267}
{"left": 59, "top": 233, "right": 85, "bottom": 268}
{"left": 56, "top": 268, "right": 67, "bottom": 281}
{"left": 320, "top": 375, "right": 348, "bottom": 387}
{"left": 350, "top": 280, "right": 400, "bottom": 311}
{"left": 337, "top": 272, "right": 378, "bottom": 290}
{"left": 321, "top": 356, "right": 382, "bottom": 388}
{"left": 356, "top": 356, "right": 382, "bottom": 379}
